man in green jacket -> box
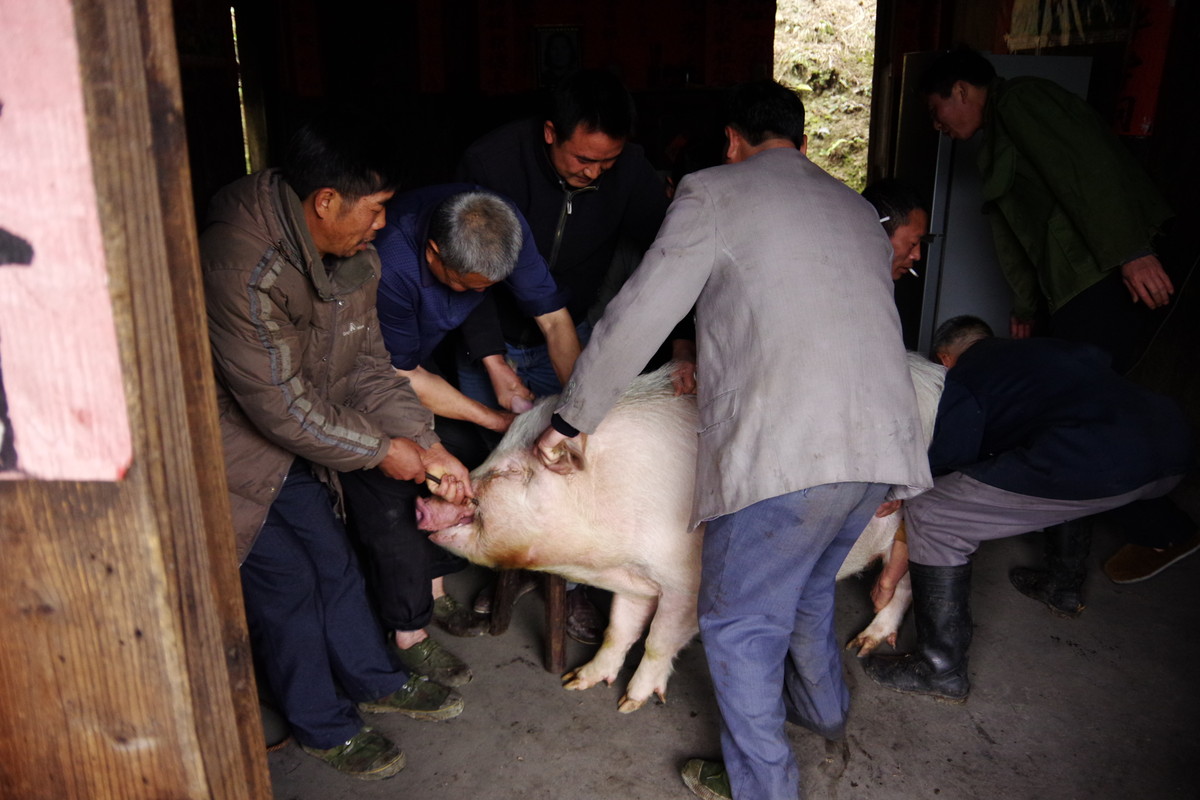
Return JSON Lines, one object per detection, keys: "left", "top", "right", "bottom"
{"left": 918, "top": 47, "right": 1178, "bottom": 373}
{"left": 917, "top": 49, "right": 1197, "bottom": 587}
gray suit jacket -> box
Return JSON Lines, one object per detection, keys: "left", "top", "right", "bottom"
{"left": 557, "top": 147, "right": 932, "bottom": 527}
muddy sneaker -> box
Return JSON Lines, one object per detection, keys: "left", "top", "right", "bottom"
{"left": 300, "top": 727, "right": 405, "bottom": 780}
{"left": 359, "top": 674, "right": 465, "bottom": 720}
{"left": 681, "top": 758, "right": 732, "bottom": 800}
{"left": 433, "top": 594, "right": 490, "bottom": 637}
{"left": 390, "top": 635, "right": 473, "bottom": 687}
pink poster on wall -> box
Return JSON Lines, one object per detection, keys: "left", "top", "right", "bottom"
{"left": 0, "top": 0, "right": 133, "bottom": 480}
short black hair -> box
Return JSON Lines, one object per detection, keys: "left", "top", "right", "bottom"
{"left": 724, "top": 80, "right": 806, "bottom": 148}
{"left": 862, "top": 179, "right": 929, "bottom": 237}
{"left": 280, "top": 106, "right": 402, "bottom": 202}
{"left": 918, "top": 47, "right": 997, "bottom": 98}
{"left": 547, "top": 69, "right": 636, "bottom": 142}
{"left": 931, "top": 315, "right": 994, "bottom": 360}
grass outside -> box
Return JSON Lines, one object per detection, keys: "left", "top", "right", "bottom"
{"left": 774, "top": 0, "right": 877, "bottom": 190}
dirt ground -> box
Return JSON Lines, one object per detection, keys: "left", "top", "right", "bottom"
{"left": 775, "top": 0, "right": 877, "bottom": 189}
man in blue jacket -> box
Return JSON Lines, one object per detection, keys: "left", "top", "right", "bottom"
{"left": 863, "top": 316, "right": 1193, "bottom": 702}
{"left": 342, "top": 186, "right": 580, "bottom": 685}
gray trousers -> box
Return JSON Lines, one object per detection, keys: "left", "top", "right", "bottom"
{"left": 905, "top": 472, "right": 1185, "bottom": 566}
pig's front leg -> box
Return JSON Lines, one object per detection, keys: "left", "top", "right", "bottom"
{"left": 846, "top": 572, "right": 911, "bottom": 656}
{"left": 619, "top": 590, "right": 698, "bottom": 713}
{"left": 563, "top": 593, "right": 656, "bottom": 695}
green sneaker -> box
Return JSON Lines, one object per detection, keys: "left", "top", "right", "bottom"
{"left": 681, "top": 758, "right": 732, "bottom": 800}
{"left": 299, "top": 726, "right": 405, "bottom": 780}
{"left": 391, "top": 635, "right": 473, "bottom": 687}
{"left": 359, "top": 674, "right": 465, "bottom": 720}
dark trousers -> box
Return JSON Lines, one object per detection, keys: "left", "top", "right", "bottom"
{"left": 1109, "top": 494, "right": 1195, "bottom": 550}
{"left": 341, "top": 464, "right": 467, "bottom": 633}
{"left": 1051, "top": 226, "right": 1197, "bottom": 375}
{"left": 241, "top": 459, "right": 406, "bottom": 749}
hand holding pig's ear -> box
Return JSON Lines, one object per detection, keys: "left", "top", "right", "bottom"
{"left": 421, "top": 443, "right": 474, "bottom": 504}
{"left": 536, "top": 427, "right": 588, "bottom": 475}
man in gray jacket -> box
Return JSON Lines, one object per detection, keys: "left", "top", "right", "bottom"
{"left": 536, "top": 81, "right": 931, "bottom": 800}
{"left": 201, "top": 111, "right": 471, "bottom": 780}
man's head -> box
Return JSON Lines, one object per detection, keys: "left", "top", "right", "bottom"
{"left": 281, "top": 108, "right": 401, "bottom": 258}
{"left": 543, "top": 69, "right": 635, "bottom": 188}
{"left": 425, "top": 192, "right": 522, "bottom": 292}
{"left": 722, "top": 80, "right": 807, "bottom": 163}
{"left": 931, "top": 315, "right": 994, "bottom": 367}
{"left": 918, "top": 48, "right": 995, "bottom": 141}
{"left": 862, "top": 179, "right": 930, "bottom": 280}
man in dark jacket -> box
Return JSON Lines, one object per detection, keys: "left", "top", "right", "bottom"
{"left": 863, "top": 316, "right": 1194, "bottom": 703}
{"left": 201, "top": 111, "right": 471, "bottom": 780}
{"left": 456, "top": 69, "right": 667, "bottom": 395}
{"left": 456, "top": 69, "right": 669, "bottom": 642}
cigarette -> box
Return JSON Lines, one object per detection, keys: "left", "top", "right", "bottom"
{"left": 908, "top": 268, "right": 919, "bottom": 277}
{"left": 878, "top": 216, "right": 891, "bottom": 223}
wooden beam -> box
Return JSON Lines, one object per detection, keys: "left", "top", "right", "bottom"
{"left": 0, "top": 0, "right": 269, "bottom": 797}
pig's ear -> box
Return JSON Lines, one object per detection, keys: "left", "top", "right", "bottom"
{"left": 545, "top": 432, "right": 588, "bottom": 475}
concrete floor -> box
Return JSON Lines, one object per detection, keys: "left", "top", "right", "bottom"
{"left": 266, "top": 485, "right": 1200, "bottom": 800}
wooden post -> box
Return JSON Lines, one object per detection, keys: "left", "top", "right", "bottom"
{"left": 0, "top": 0, "right": 270, "bottom": 797}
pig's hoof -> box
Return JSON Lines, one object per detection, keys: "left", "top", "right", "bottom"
{"left": 561, "top": 667, "right": 609, "bottom": 692}
{"left": 617, "top": 694, "right": 646, "bottom": 713}
{"left": 846, "top": 634, "right": 882, "bottom": 657}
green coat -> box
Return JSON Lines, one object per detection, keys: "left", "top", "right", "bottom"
{"left": 977, "top": 77, "right": 1173, "bottom": 320}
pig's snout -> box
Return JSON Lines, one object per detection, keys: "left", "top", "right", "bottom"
{"left": 416, "top": 495, "right": 476, "bottom": 531}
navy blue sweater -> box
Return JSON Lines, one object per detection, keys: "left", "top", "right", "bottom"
{"left": 929, "top": 337, "right": 1193, "bottom": 500}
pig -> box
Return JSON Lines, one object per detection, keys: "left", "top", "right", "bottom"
{"left": 417, "top": 355, "right": 945, "bottom": 713}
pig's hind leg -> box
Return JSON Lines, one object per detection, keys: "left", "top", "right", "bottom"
{"left": 563, "top": 593, "right": 656, "bottom": 696}
{"left": 618, "top": 590, "right": 699, "bottom": 713}
{"left": 846, "top": 571, "right": 912, "bottom": 656}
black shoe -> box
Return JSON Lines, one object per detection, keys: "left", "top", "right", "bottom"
{"left": 566, "top": 585, "right": 604, "bottom": 645}
{"left": 260, "top": 702, "right": 291, "bottom": 752}
{"left": 472, "top": 573, "right": 536, "bottom": 614}
{"left": 863, "top": 561, "right": 972, "bottom": 702}
{"left": 1009, "top": 567, "right": 1084, "bottom": 618}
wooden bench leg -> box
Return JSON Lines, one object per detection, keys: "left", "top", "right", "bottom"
{"left": 544, "top": 573, "right": 567, "bottom": 674}
{"left": 489, "top": 569, "right": 518, "bottom": 637}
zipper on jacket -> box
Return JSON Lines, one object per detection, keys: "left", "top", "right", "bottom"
{"left": 548, "top": 182, "right": 598, "bottom": 271}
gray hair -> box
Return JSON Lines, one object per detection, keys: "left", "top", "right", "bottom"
{"left": 931, "top": 315, "right": 993, "bottom": 361}
{"left": 428, "top": 192, "right": 522, "bottom": 282}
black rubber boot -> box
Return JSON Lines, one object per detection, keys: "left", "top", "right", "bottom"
{"left": 862, "top": 561, "right": 972, "bottom": 702}
{"left": 1009, "top": 520, "right": 1091, "bottom": 618}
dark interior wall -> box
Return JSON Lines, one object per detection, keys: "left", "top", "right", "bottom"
{"left": 176, "top": 0, "right": 776, "bottom": 206}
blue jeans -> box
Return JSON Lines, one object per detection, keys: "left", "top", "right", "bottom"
{"left": 457, "top": 320, "right": 593, "bottom": 406}
{"left": 699, "top": 482, "right": 887, "bottom": 800}
{"left": 240, "top": 460, "right": 408, "bottom": 749}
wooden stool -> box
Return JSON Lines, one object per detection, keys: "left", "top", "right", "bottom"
{"left": 488, "top": 569, "right": 567, "bottom": 673}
